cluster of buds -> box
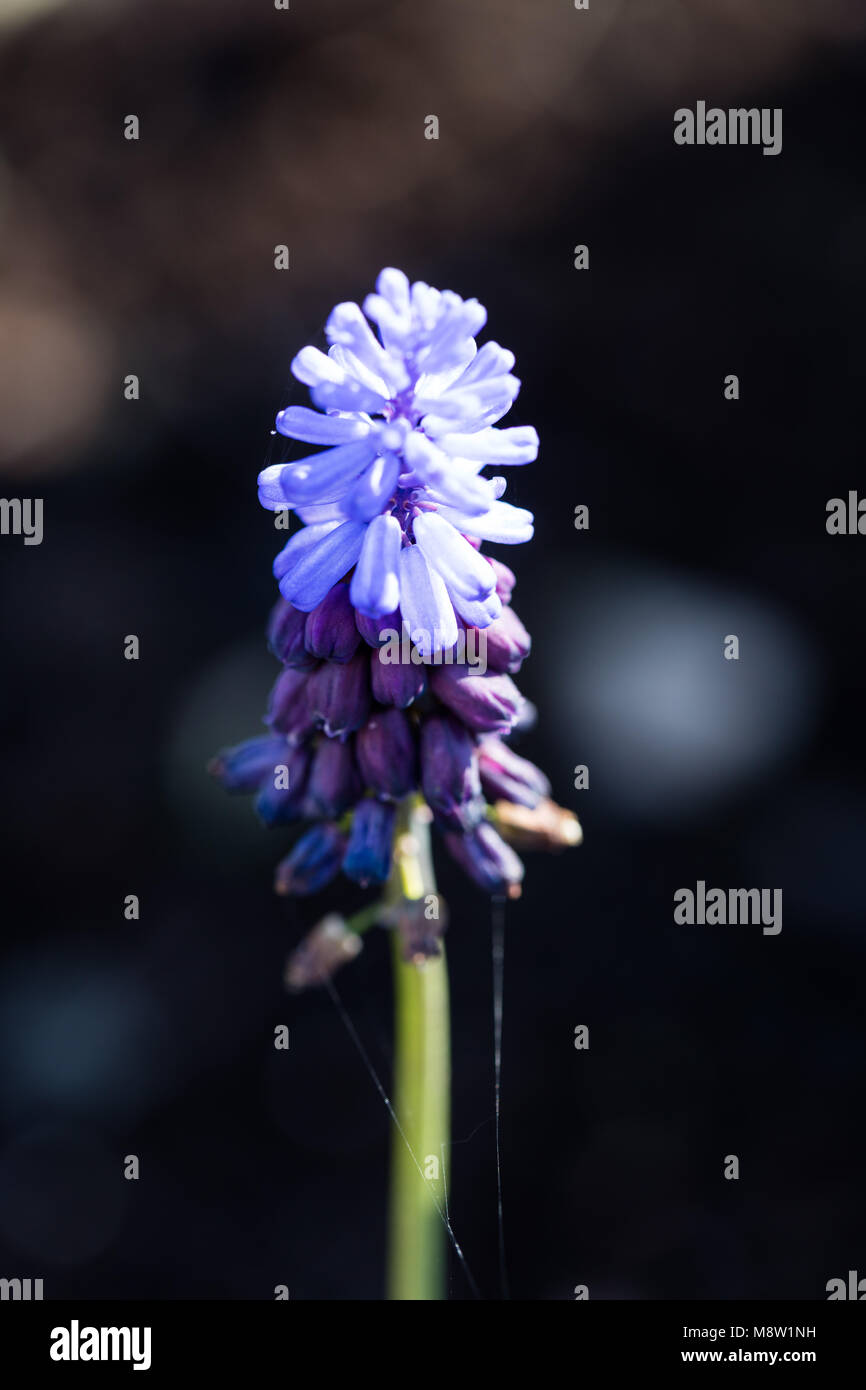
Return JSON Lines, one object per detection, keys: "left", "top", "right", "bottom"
{"left": 211, "top": 558, "right": 577, "bottom": 893}
{"left": 210, "top": 564, "right": 579, "bottom": 983}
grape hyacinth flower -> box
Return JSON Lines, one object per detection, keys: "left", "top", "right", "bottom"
{"left": 212, "top": 267, "right": 579, "bottom": 960}
{"left": 210, "top": 269, "right": 580, "bottom": 1302}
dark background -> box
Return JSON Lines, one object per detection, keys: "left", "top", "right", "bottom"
{"left": 1, "top": 0, "right": 864, "bottom": 1299}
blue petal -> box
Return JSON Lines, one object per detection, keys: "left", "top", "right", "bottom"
{"left": 292, "top": 345, "right": 388, "bottom": 412}
{"left": 277, "top": 521, "right": 366, "bottom": 611}
{"left": 449, "top": 587, "right": 503, "bottom": 629}
{"left": 350, "top": 514, "right": 401, "bottom": 618}
{"left": 273, "top": 522, "right": 340, "bottom": 581}
{"left": 277, "top": 438, "right": 378, "bottom": 505}
{"left": 398, "top": 543, "right": 458, "bottom": 657}
{"left": 258, "top": 464, "right": 294, "bottom": 512}
{"left": 362, "top": 268, "right": 412, "bottom": 351}
{"left": 417, "top": 373, "right": 520, "bottom": 422}
{"left": 342, "top": 453, "right": 400, "bottom": 523}
{"left": 410, "top": 280, "right": 442, "bottom": 329}
{"left": 418, "top": 362, "right": 522, "bottom": 436}
{"left": 402, "top": 434, "right": 495, "bottom": 515}
{"left": 455, "top": 341, "right": 515, "bottom": 385}
{"left": 377, "top": 267, "right": 411, "bottom": 314}
{"left": 420, "top": 296, "right": 487, "bottom": 376}
{"left": 276, "top": 406, "right": 371, "bottom": 445}
{"left": 436, "top": 499, "right": 534, "bottom": 544}
{"left": 296, "top": 501, "right": 348, "bottom": 524}
{"left": 328, "top": 343, "right": 390, "bottom": 400}
{"left": 291, "top": 346, "right": 347, "bottom": 389}
{"left": 413, "top": 512, "right": 497, "bottom": 601}
{"left": 436, "top": 425, "right": 539, "bottom": 466}
{"left": 310, "top": 378, "right": 388, "bottom": 414}
{"left": 326, "top": 303, "right": 407, "bottom": 392}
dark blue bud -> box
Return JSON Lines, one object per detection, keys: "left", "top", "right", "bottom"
{"left": 306, "top": 648, "right": 371, "bottom": 738}
{"left": 255, "top": 744, "right": 310, "bottom": 825}
{"left": 266, "top": 666, "right": 317, "bottom": 743}
{"left": 478, "top": 605, "right": 531, "bottom": 674}
{"left": 208, "top": 735, "right": 289, "bottom": 793}
{"left": 267, "top": 598, "right": 315, "bottom": 667}
{"left": 342, "top": 798, "right": 396, "bottom": 886}
{"left": 420, "top": 714, "right": 483, "bottom": 831}
{"left": 478, "top": 737, "right": 550, "bottom": 808}
{"left": 275, "top": 822, "right": 346, "bottom": 896}
{"left": 443, "top": 821, "right": 524, "bottom": 895}
{"left": 304, "top": 736, "right": 361, "bottom": 818}
{"left": 430, "top": 665, "right": 525, "bottom": 735}
{"left": 356, "top": 709, "right": 416, "bottom": 801}
{"left": 305, "top": 582, "right": 361, "bottom": 663}
{"left": 356, "top": 608, "right": 400, "bottom": 648}
{"left": 370, "top": 648, "right": 427, "bottom": 707}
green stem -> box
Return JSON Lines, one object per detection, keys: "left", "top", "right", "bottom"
{"left": 386, "top": 797, "right": 450, "bottom": 1301}
{"left": 345, "top": 899, "right": 386, "bottom": 936}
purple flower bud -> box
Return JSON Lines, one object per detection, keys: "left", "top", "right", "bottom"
{"left": 478, "top": 738, "right": 551, "bottom": 808}
{"left": 356, "top": 709, "right": 416, "bottom": 801}
{"left": 274, "top": 822, "right": 346, "bottom": 895}
{"left": 306, "top": 648, "right": 371, "bottom": 738}
{"left": 480, "top": 605, "right": 531, "bottom": 674}
{"left": 304, "top": 582, "right": 361, "bottom": 663}
{"left": 255, "top": 743, "right": 311, "bottom": 825}
{"left": 208, "top": 734, "right": 289, "bottom": 793}
{"left": 487, "top": 558, "right": 516, "bottom": 605}
{"left": 342, "top": 798, "right": 396, "bottom": 886}
{"left": 266, "top": 667, "right": 317, "bottom": 743}
{"left": 356, "top": 608, "right": 400, "bottom": 648}
{"left": 370, "top": 648, "right": 427, "bottom": 707}
{"left": 267, "top": 598, "right": 315, "bottom": 668}
{"left": 443, "top": 821, "right": 525, "bottom": 895}
{"left": 430, "top": 665, "right": 525, "bottom": 735}
{"left": 284, "top": 913, "right": 363, "bottom": 990}
{"left": 304, "top": 736, "right": 361, "bottom": 818}
{"left": 420, "top": 714, "right": 484, "bottom": 831}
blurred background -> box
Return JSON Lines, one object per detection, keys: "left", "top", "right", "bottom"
{"left": 1, "top": 0, "right": 865, "bottom": 1300}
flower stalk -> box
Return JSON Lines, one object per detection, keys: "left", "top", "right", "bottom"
{"left": 210, "top": 268, "right": 584, "bottom": 1301}
{"left": 386, "top": 796, "right": 450, "bottom": 1301}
